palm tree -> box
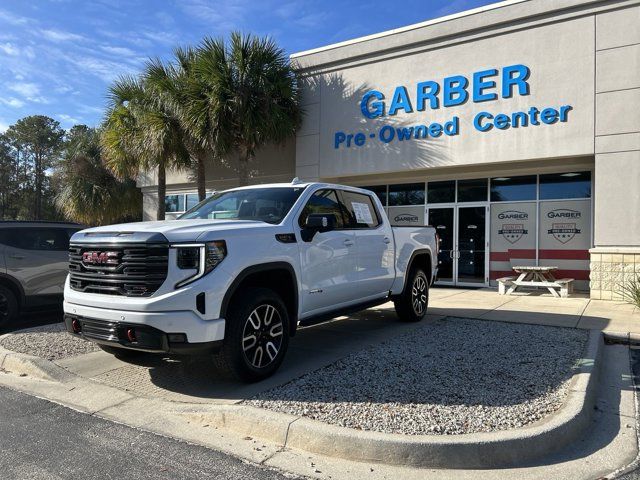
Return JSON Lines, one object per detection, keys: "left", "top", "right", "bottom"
{"left": 55, "top": 126, "right": 141, "bottom": 225}
{"left": 144, "top": 47, "right": 219, "bottom": 202}
{"left": 101, "top": 75, "right": 190, "bottom": 220}
{"left": 191, "top": 33, "right": 302, "bottom": 186}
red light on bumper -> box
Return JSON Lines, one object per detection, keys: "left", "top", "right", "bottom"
{"left": 126, "top": 328, "right": 137, "bottom": 343}
{"left": 71, "top": 318, "right": 81, "bottom": 334}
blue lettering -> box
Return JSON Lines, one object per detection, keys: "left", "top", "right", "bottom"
{"left": 443, "top": 75, "right": 469, "bottom": 107}
{"left": 494, "top": 113, "right": 510, "bottom": 129}
{"left": 428, "top": 123, "right": 442, "bottom": 137}
{"left": 473, "top": 68, "right": 498, "bottom": 102}
{"left": 511, "top": 111, "right": 527, "bottom": 128}
{"left": 396, "top": 127, "right": 413, "bottom": 140}
{"left": 474, "top": 112, "right": 493, "bottom": 132}
{"left": 559, "top": 105, "right": 572, "bottom": 122}
{"left": 540, "top": 108, "right": 559, "bottom": 124}
{"left": 414, "top": 125, "right": 427, "bottom": 139}
{"left": 354, "top": 132, "right": 366, "bottom": 146}
{"left": 416, "top": 81, "right": 439, "bottom": 110}
{"left": 388, "top": 86, "right": 413, "bottom": 115}
{"left": 444, "top": 116, "right": 459, "bottom": 136}
{"left": 334, "top": 131, "right": 346, "bottom": 149}
{"left": 379, "top": 125, "right": 395, "bottom": 143}
{"left": 360, "top": 90, "right": 385, "bottom": 119}
{"left": 502, "top": 64, "right": 530, "bottom": 98}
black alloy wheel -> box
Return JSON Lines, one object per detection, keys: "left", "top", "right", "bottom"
{"left": 241, "top": 303, "right": 284, "bottom": 369}
{"left": 394, "top": 268, "right": 429, "bottom": 322}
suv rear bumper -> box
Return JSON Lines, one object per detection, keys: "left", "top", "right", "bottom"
{"left": 63, "top": 301, "right": 226, "bottom": 354}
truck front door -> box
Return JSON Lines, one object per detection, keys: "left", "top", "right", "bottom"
{"left": 297, "top": 189, "right": 358, "bottom": 316}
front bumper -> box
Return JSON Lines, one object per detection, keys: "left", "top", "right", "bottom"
{"left": 63, "top": 301, "right": 226, "bottom": 354}
{"left": 64, "top": 314, "right": 223, "bottom": 355}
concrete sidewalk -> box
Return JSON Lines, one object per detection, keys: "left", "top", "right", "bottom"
{"left": 424, "top": 287, "right": 640, "bottom": 336}
{"left": 56, "top": 310, "right": 444, "bottom": 404}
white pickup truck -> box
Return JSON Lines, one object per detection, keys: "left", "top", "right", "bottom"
{"left": 64, "top": 181, "right": 438, "bottom": 381}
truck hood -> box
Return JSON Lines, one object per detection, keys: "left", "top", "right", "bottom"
{"left": 72, "top": 219, "right": 274, "bottom": 243}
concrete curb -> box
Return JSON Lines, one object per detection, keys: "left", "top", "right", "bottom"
{"left": 0, "top": 329, "right": 603, "bottom": 469}
{"left": 0, "top": 343, "right": 74, "bottom": 383}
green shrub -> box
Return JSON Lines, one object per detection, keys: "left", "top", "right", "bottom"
{"left": 622, "top": 276, "right": 640, "bottom": 308}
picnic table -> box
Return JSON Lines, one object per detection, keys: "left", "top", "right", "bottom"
{"left": 497, "top": 266, "right": 574, "bottom": 298}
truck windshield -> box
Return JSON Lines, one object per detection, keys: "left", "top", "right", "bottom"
{"left": 179, "top": 187, "right": 306, "bottom": 224}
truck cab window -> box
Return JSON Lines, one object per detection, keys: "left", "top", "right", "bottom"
{"left": 298, "top": 189, "right": 347, "bottom": 228}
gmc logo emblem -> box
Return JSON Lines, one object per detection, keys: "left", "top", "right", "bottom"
{"left": 82, "top": 251, "right": 119, "bottom": 265}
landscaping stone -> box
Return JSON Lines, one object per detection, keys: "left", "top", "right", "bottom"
{"left": 0, "top": 322, "right": 99, "bottom": 361}
{"left": 248, "top": 317, "right": 588, "bottom": 435}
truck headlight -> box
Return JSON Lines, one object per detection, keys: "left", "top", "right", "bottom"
{"left": 174, "top": 241, "right": 227, "bottom": 288}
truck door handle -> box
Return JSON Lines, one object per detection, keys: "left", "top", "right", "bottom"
{"left": 383, "top": 237, "right": 391, "bottom": 244}
{"left": 343, "top": 239, "right": 354, "bottom": 247}
{"left": 9, "top": 254, "right": 24, "bottom": 260}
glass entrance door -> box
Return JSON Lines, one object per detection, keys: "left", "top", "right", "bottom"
{"left": 429, "top": 207, "right": 455, "bottom": 284}
{"left": 428, "top": 205, "right": 488, "bottom": 286}
{"left": 456, "top": 206, "right": 487, "bottom": 285}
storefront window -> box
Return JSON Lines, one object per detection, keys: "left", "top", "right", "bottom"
{"left": 457, "top": 178, "right": 487, "bottom": 202}
{"left": 186, "top": 193, "right": 200, "bottom": 210}
{"left": 490, "top": 175, "right": 537, "bottom": 202}
{"left": 388, "top": 183, "right": 425, "bottom": 206}
{"left": 165, "top": 194, "right": 184, "bottom": 213}
{"left": 166, "top": 192, "right": 214, "bottom": 214}
{"left": 362, "top": 185, "right": 387, "bottom": 206}
{"left": 427, "top": 180, "right": 455, "bottom": 203}
{"left": 539, "top": 171, "right": 591, "bottom": 200}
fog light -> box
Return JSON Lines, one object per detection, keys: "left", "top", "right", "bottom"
{"left": 71, "top": 318, "right": 81, "bottom": 334}
{"left": 168, "top": 333, "right": 187, "bottom": 343}
{"left": 126, "top": 328, "right": 137, "bottom": 343}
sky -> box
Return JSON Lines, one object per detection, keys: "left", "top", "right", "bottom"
{"left": 0, "top": 0, "right": 499, "bottom": 132}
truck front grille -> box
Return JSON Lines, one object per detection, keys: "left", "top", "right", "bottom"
{"left": 69, "top": 242, "right": 169, "bottom": 297}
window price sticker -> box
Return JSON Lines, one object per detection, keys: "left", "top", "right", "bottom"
{"left": 351, "top": 202, "right": 373, "bottom": 225}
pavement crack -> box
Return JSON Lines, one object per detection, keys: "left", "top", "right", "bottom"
{"left": 475, "top": 295, "right": 519, "bottom": 318}
{"left": 89, "top": 396, "right": 135, "bottom": 416}
{"left": 283, "top": 417, "right": 301, "bottom": 448}
{"left": 575, "top": 299, "right": 591, "bottom": 328}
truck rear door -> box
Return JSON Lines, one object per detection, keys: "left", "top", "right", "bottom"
{"left": 339, "top": 190, "right": 395, "bottom": 299}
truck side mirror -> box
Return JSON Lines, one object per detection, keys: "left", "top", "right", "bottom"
{"left": 301, "top": 213, "right": 336, "bottom": 242}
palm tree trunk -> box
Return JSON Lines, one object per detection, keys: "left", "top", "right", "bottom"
{"left": 238, "top": 147, "right": 250, "bottom": 186}
{"left": 196, "top": 157, "right": 206, "bottom": 201}
{"left": 157, "top": 163, "right": 166, "bottom": 220}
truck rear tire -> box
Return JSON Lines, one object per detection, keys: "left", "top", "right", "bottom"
{"left": 0, "top": 285, "right": 18, "bottom": 329}
{"left": 394, "top": 268, "right": 429, "bottom": 322}
{"left": 215, "top": 287, "right": 290, "bottom": 383}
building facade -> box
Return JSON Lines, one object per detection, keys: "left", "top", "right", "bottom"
{"left": 142, "top": 0, "right": 640, "bottom": 300}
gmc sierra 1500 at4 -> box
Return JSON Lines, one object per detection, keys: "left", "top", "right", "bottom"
{"left": 64, "top": 181, "right": 438, "bottom": 382}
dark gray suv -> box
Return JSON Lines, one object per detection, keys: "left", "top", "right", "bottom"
{"left": 0, "top": 221, "right": 82, "bottom": 327}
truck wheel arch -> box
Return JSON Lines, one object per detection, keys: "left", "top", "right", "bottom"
{"left": 401, "top": 249, "right": 434, "bottom": 293}
{"left": 220, "top": 262, "right": 299, "bottom": 337}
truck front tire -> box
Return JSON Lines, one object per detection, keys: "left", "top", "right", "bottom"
{"left": 394, "top": 268, "right": 429, "bottom": 322}
{"left": 216, "top": 287, "right": 290, "bottom": 382}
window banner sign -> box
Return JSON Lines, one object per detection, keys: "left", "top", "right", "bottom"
{"left": 490, "top": 202, "right": 536, "bottom": 279}
{"left": 538, "top": 199, "right": 591, "bottom": 281}
{"left": 388, "top": 205, "right": 425, "bottom": 226}
{"left": 539, "top": 200, "right": 591, "bottom": 250}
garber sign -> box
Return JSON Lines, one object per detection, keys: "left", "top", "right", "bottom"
{"left": 334, "top": 64, "right": 573, "bottom": 149}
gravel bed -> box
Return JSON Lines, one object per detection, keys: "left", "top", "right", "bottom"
{"left": 0, "top": 322, "right": 99, "bottom": 361}
{"left": 248, "top": 317, "right": 588, "bottom": 435}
